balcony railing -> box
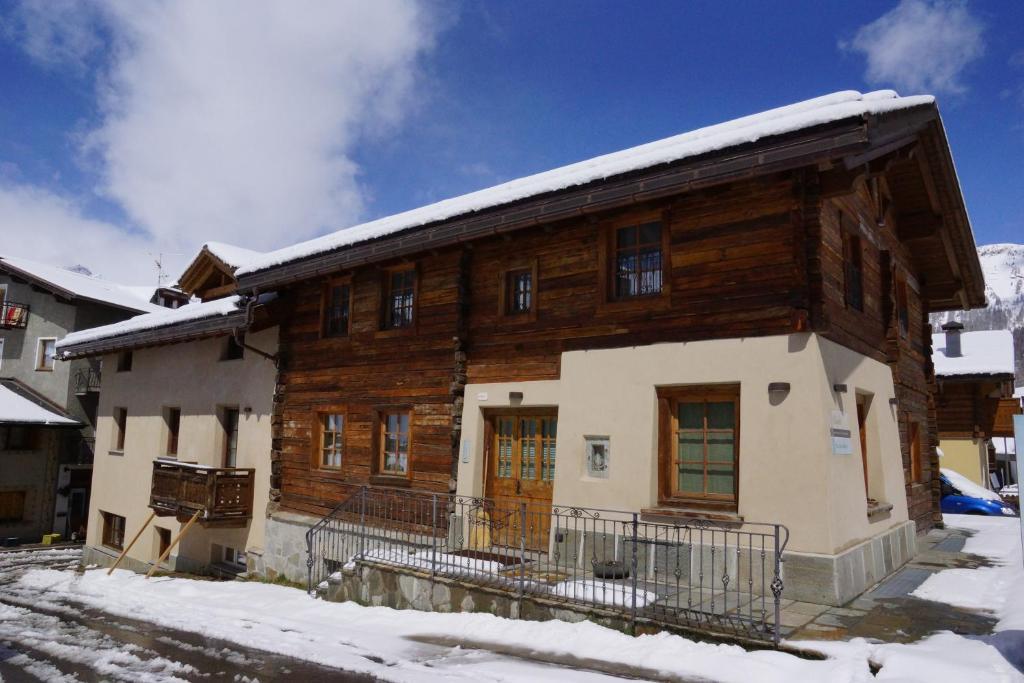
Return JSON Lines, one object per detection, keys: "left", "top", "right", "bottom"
{"left": 150, "top": 459, "right": 255, "bottom": 527}
{"left": 74, "top": 367, "right": 101, "bottom": 396}
{"left": 0, "top": 301, "right": 29, "bottom": 329}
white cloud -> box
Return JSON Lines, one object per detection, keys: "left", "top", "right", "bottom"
{"left": 0, "top": 183, "right": 158, "bottom": 283}
{"left": 842, "top": 0, "right": 984, "bottom": 95}
{"left": 1, "top": 0, "right": 440, "bottom": 281}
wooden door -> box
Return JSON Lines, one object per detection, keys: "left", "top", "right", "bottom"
{"left": 857, "top": 400, "right": 869, "bottom": 498}
{"left": 485, "top": 413, "right": 557, "bottom": 549}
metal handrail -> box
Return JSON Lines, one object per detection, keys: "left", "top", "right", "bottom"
{"left": 306, "top": 484, "right": 789, "bottom": 645}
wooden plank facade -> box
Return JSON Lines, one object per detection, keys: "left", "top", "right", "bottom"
{"left": 254, "top": 100, "right": 985, "bottom": 538}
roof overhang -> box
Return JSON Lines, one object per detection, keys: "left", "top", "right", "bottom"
{"left": 0, "top": 261, "right": 152, "bottom": 314}
{"left": 0, "top": 380, "right": 81, "bottom": 426}
{"left": 235, "top": 103, "right": 984, "bottom": 314}
{"left": 57, "top": 309, "right": 247, "bottom": 359}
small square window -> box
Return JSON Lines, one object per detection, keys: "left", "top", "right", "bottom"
{"left": 112, "top": 407, "right": 127, "bottom": 452}
{"left": 116, "top": 350, "right": 133, "bottom": 372}
{"left": 222, "top": 335, "right": 245, "bottom": 361}
{"left": 36, "top": 338, "right": 56, "bottom": 371}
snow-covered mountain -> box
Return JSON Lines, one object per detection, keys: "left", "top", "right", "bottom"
{"left": 931, "top": 243, "right": 1024, "bottom": 386}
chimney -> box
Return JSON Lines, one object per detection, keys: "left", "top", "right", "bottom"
{"left": 942, "top": 320, "right": 964, "bottom": 358}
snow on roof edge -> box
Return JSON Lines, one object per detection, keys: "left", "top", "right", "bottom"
{"left": 57, "top": 296, "right": 244, "bottom": 351}
{"left": 237, "top": 89, "right": 935, "bottom": 279}
{"left": 933, "top": 330, "right": 1016, "bottom": 377}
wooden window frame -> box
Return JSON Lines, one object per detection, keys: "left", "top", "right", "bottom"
{"left": 656, "top": 385, "right": 740, "bottom": 512}
{"left": 497, "top": 259, "right": 539, "bottom": 322}
{"left": 373, "top": 408, "right": 413, "bottom": 482}
{"left": 165, "top": 407, "right": 181, "bottom": 457}
{"left": 101, "top": 511, "right": 126, "bottom": 550}
{"left": 596, "top": 208, "right": 672, "bottom": 313}
{"left": 379, "top": 264, "right": 418, "bottom": 334}
{"left": 221, "top": 406, "right": 240, "bottom": 468}
{"left": 116, "top": 350, "right": 133, "bottom": 372}
{"left": 0, "top": 490, "right": 26, "bottom": 523}
{"left": 312, "top": 407, "right": 347, "bottom": 472}
{"left": 841, "top": 213, "right": 864, "bottom": 313}
{"left": 320, "top": 275, "right": 353, "bottom": 339}
{"left": 895, "top": 274, "right": 910, "bottom": 339}
{"left": 908, "top": 418, "right": 923, "bottom": 484}
{"left": 155, "top": 526, "right": 171, "bottom": 560}
{"left": 35, "top": 337, "right": 56, "bottom": 372}
{"left": 112, "top": 407, "right": 127, "bottom": 453}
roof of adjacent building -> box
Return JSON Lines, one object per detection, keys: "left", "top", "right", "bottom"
{"left": 237, "top": 90, "right": 938, "bottom": 280}
{"left": 202, "top": 242, "right": 263, "bottom": 270}
{"left": 56, "top": 295, "right": 246, "bottom": 357}
{"left": 0, "top": 380, "right": 79, "bottom": 426}
{"left": 933, "top": 330, "right": 1016, "bottom": 378}
{"left": 0, "top": 254, "right": 163, "bottom": 314}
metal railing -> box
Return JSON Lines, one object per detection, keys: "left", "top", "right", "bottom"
{"left": 0, "top": 300, "right": 29, "bottom": 329}
{"left": 73, "top": 367, "right": 101, "bottom": 395}
{"left": 307, "top": 486, "right": 789, "bottom": 645}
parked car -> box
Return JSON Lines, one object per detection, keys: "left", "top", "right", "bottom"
{"left": 940, "top": 468, "right": 1018, "bottom": 516}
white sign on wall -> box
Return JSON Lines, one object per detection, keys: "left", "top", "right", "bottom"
{"left": 830, "top": 410, "right": 852, "bottom": 455}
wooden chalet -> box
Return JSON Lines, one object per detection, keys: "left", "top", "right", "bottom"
{"left": 234, "top": 91, "right": 985, "bottom": 604}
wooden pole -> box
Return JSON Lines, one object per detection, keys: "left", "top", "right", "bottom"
{"left": 107, "top": 509, "right": 157, "bottom": 575}
{"left": 146, "top": 510, "right": 201, "bottom": 579}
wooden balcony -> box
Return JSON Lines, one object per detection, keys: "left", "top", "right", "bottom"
{"left": 1, "top": 301, "right": 29, "bottom": 329}
{"left": 149, "top": 459, "right": 255, "bottom": 527}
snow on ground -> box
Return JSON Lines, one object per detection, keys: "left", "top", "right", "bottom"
{"left": 912, "top": 514, "right": 1024, "bottom": 630}
{"left": 15, "top": 566, "right": 862, "bottom": 683}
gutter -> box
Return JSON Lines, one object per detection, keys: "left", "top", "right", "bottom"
{"left": 233, "top": 291, "right": 279, "bottom": 367}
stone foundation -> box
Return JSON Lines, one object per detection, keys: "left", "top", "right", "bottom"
{"left": 781, "top": 521, "right": 917, "bottom": 605}
{"left": 261, "top": 510, "right": 318, "bottom": 583}
{"left": 82, "top": 543, "right": 207, "bottom": 575}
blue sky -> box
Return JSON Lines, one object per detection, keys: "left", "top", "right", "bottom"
{"left": 0, "top": 0, "right": 1020, "bottom": 282}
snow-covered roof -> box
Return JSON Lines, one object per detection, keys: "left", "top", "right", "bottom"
{"left": 0, "top": 255, "right": 163, "bottom": 314}
{"left": 57, "top": 295, "right": 243, "bottom": 351}
{"left": 933, "top": 330, "right": 1015, "bottom": 377}
{"left": 203, "top": 242, "right": 263, "bottom": 270}
{"left": 238, "top": 90, "right": 935, "bottom": 278}
{"left": 0, "top": 384, "right": 79, "bottom": 425}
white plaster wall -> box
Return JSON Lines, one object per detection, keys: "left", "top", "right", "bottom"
{"left": 85, "top": 327, "right": 277, "bottom": 570}
{"left": 456, "top": 333, "right": 909, "bottom": 556}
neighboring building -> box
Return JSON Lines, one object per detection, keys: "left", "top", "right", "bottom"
{"left": 122, "top": 285, "right": 191, "bottom": 310}
{"left": 933, "top": 323, "right": 1018, "bottom": 489}
{"left": 0, "top": 255, "right": 161, "bottom": 543}
{"left": 57, "top": 244, "right": 278, "bottom": 576}
{"left": 233, "top": 90, "right": 984, "bottom": 606}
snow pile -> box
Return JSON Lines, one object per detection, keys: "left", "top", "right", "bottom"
{"left": 0, "top": 254, "right": 162, "bottom": 314}
{"left": 933, "top": 330, "right": 1016, "bottom": 377}
{"left": 941, "top": 468, "right": 1003, "bottom": 501}
{"left": 238, "top": 90, "right": 934, "bottom": 278}
{"left": 549, "top": 579, "right": 657, "bottom": 608}
{"left": 0, "top": 384, "right": 79, "bottom": 425}
{"left": 57, "top": 295, "right": 243, "bottom": 351}
{"left": 360, "top": 548, "right": 508, "bottom": 579}
{"left": 911, "top": 514, "right": 1024, "bottom": 628}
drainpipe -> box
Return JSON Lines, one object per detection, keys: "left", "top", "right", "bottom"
{"left": 233, "top": 290, "right": 279, "bottom": 366}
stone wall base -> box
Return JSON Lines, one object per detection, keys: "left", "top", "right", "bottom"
{"left": 82, "top": 543, "right": 207, "bottom": 576}
{"left": 781, "top": 520, "right": 917, "bottom": 605}
{"left": 261, "top": 510, "right": 318, "bottom": 583}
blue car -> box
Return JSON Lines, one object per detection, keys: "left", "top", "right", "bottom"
{"left": 940, "top": 471, "right": 1017, "bottom": 516}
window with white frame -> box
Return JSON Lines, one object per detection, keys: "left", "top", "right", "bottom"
{"left": 36, "top": 338, "right": 56, "bottom": 371}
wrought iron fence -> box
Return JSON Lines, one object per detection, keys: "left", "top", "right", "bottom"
{"left": 307, "top": 486, "right": 789, "bottom": 645}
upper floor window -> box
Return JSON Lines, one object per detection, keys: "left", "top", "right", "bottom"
{"left": 116, "top": 350, "right": 133, "bottom": 372}
{"left": 222, "top": 334, "right": 245, "bottom": 361}
{"left": 383, "top": 268, "right": 416, "bottom": 330}
{"left": 222, "top": 407, "right": 240, "bottom": 468}
{"left": 614, "top": 221, "right": 663, "bottom": 299}
{"left": 36, "top": 338, "right": 56, "bottom": 371}
{"left": 506, "top": 269, "right": 533, "bottom": 315}
{"left": 322, "top": 280, "right": 351, "bottom": 337}
{"left": 165, "top": 407, "right": 181, "bottom": 456}
{"left": 842, "top": 223, "right": 864, "bottom": 312}
{"left": 112, "top": 407, "right": 127, "bottom": 452}
{"left": 318, "top": 412, "right": 345, "bottom": 469}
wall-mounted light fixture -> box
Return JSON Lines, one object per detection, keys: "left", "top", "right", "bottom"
{"left": 888, "top": 398, "right": 899, "bottom": 407}
{"left": 833, "top": 384, "right": 848, "bottom": 394}
{"left": 768, "top": 382, "right": 791, "bottom": 402}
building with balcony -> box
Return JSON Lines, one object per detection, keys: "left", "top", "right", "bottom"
{"left": 0, "top": 255, "right": 162, "bottom": 543}
{"left": 58, "top": 243, "right": 279, "bottom": 576}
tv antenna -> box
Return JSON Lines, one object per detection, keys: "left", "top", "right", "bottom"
{"left": 149, "top": 252, "right": 183, "bottom": 287}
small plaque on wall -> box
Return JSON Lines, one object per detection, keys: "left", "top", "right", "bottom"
{"left": 585, "top": 436, "right": 610, "bottom": 478}
{"left": 830, "top": 410, "right": 852, "bottom": 455}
